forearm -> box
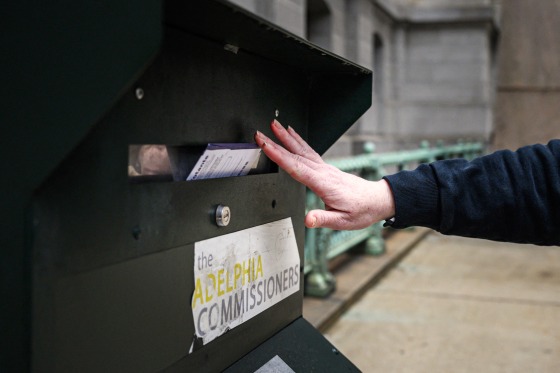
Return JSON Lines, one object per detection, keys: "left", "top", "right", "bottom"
{"left": 384, "top": 140, "right": 560, "bottom": 245}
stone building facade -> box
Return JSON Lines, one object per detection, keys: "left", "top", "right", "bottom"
{"left": 493, "top": 0, "right": 560, "bottom": 150}
{"left": 231, "top": 0, "right": 499, "bottom": 156}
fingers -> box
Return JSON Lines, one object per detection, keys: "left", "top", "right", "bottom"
{"left": 254, "top": 130, "right": 318, "bottom": 187}
{"left": 270, "top": 120, "right": 323, "bottom": 163}
{"left": 306, "top": 210, "right": 342, "bottom": 230}
{"left": 254, "top": 130, "right": 315, "bottom": 168}
{"left": 305, "top": 209, "right": 358, "bottom": 230}
{"left": 286, "top": 125, "right": 323, "bottom": 162}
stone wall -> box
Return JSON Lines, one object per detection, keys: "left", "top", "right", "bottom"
{"left": 231, "top": 0, "right": 306, "bottom": 37}
{"left": 493, "top": 0, "right": 560, "bottom": 150}
{"left": 391, "top": 24, "right": 494, "bottom": 142}
{"left": 229, "top": 0, "right": 499, "bottom": 156}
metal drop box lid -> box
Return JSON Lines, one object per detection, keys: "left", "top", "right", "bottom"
{"left": 166, "top": 0, "right": 372, "bottom": 155}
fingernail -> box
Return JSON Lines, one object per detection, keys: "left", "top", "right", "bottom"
{"left": 272, "top": 119, "right": 282, "bottom": 129}
{"left": 311, "top": 217, "right": 317, "bottom": 228}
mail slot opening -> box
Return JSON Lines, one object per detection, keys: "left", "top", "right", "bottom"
{"left": 128, "top": 143, "right": 277, "bottom": 182}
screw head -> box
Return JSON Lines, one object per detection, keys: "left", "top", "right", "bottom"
{"left": 216, "top": 205, "right": 231, "bottom": 227}
{"left": 135, "top": 88, "right": 144, "bottom": 100}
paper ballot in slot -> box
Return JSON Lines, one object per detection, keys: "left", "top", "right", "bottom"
{"left": 128, "top": 143, "right": 272, "bottom": 183}
{"left": 187, "top": 143, "right": 262, "bottom": 181}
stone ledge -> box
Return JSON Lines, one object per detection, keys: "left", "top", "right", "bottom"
{"left": 303, "top": 227, "right": 432, "bottom": 332}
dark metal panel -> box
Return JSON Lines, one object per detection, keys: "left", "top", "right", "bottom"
{"left": 1, "top": 1, "right": 162, "bottom": 369}
{"left": 31, "top": 26, "right": 307, "bottom": 372}
{"left": 165, "top": 0, "right": 372, "bottom": 155}
{"left": 2, "top": 1, "right": 162, "bottom": 193}
{"left": 41, "top": 245, "right": 193, "bottom": 372}
{"left": 309, "top": 73, "right": 374, "bottom": 154}
{"left": 6, "top": 0, "right": 374, "bottom": 370}
{"left": 223, "top": 317, "right": 360, "bottom": 372}
{"left": 165, "top": 0, "right": 369, "bottom": 75}
{"left": 31, "top": 28, "right": 308, "bottom": 275}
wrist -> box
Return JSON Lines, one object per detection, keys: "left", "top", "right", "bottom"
{"left": 377, "top": 179, "right": 396, "bottom": 221}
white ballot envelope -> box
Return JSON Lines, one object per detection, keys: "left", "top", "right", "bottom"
{"left": 186, "top": 143, "right": 262, "bottom": 181}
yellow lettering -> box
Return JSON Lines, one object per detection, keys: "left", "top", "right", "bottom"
{"left": 193, "top": 278, "right": 204, "bottom": 308}
{"left": 242, "top": 260, "right": 251, "bottom": 285}
{"left": 204, "top": 256, "right": 265, "bottom": 298}
{"left": 226, "top": 268, "right": 233, "bottom": 293}
{"left": 234, "top": 263, "right": 242, "bottom": 289}
{"left": 256, "top": 255, "right": 263, "bottom": 279}
{"left": 205, "top": 274, "right": 215, "bottom": 302}
{"left": 218, "top": 269, "right": 225, "bottom": 296}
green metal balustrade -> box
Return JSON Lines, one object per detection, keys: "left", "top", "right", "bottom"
{"left": 304, "top": 140, "right": 485, "bottom": 297}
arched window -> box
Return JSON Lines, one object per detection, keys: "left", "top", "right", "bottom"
{"left": 307, "top": 0, "right": 332, "bottom": 50}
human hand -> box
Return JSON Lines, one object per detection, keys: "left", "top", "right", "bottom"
{"left": 254, "top": 120, "right": 395, "bottom": 230}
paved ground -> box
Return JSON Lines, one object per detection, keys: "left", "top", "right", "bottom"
{"left": 303, "top": 228, "right": 431, "bottom": 331}
{"left": 323, "top": 232, "right": 560, "bottom": 373}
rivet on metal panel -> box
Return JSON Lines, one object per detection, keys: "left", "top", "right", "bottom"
{"left": 135, "top": 88, "right": 144, "bottom": 100}
{"left": 216, "top": 205, "right": 231, "bottom": 227}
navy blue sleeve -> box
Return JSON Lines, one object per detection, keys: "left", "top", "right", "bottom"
{"left": 383, "top": 140, "right": 560, "bottom": 246}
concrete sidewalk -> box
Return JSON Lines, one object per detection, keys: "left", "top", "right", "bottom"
{"left": 321, "top": 232, "right": 560, "bottom": 372}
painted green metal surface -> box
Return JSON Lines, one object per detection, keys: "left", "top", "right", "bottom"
{"left": 1, "top": 2, "right": 162, "bottom": 370}
{"left": 2, "top": 0, "right": 370, "bottom": 370}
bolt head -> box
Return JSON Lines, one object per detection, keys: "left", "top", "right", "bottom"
{"left": 135, "top": 88, "right": 144, "bottom": 100}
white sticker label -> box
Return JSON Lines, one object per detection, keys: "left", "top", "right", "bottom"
{"left": 191, "top": 218, "right": 300, "bottom": 350}
{"left": 254, "top": 355, "right": 295, "bottom": 373}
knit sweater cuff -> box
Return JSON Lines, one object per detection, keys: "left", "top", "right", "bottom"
{"left": 383, "top": 164, "right": 440, "bottom": 230}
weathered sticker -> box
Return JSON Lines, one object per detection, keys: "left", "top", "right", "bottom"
{"left": 190, "top": 218, "right": 300, "bottom": 351}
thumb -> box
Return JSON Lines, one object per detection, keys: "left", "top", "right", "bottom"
{"left": 305, "top": 209, "right": 349, "bottom": 230}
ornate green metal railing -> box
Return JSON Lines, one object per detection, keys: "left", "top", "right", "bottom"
{"left": 304, "top": 140, "right": 485, "bottom": 297}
